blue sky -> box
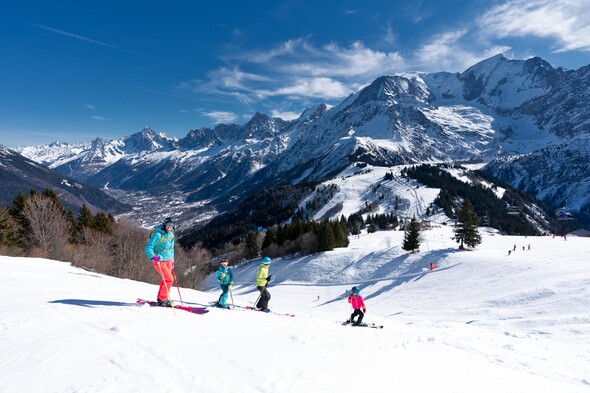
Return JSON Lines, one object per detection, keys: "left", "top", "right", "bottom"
{"left": 2, "top": 0, "right": 590, "bottom": 147}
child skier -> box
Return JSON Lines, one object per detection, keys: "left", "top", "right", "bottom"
{"left": 347, "top": 286, "right": 367, "bottom": 326}
{"left": 216, "top": 258, "right": 233, "bottom": 309}
{"left": 255, "top": 256, "right": 272, "bottom": 311}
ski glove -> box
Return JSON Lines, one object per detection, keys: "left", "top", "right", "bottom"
{"left": 228, "top": 284, "right": 233, "bottom": 290}
{"left": 220, "top": 273, "right": 226, "bottom": 280}
{"left": 151, "top": 256, "right": 161, "bottom": 262}
{"left": 363, "top": 308, "right": 367, "bottom": 313}
{"left": 266, "top": 275, "right": 272, "bottom": 282}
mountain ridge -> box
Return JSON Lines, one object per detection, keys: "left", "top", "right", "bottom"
{"left": 14, "top": 54, "right": 590, "bottom": 225}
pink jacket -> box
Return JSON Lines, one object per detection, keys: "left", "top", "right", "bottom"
{"left": 348, "top": 294, "right": 366, "bottom": 310}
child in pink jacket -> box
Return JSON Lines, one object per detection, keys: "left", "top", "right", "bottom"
{"left": 347, "top": 286, "right": 367, "bottom": 325}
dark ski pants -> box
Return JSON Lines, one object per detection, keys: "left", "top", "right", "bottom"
{"left": 256, "top": 285, "right": 271, "bottom": 309}
{"left": 350, "top": 309, "right": 364, "bottom": 325}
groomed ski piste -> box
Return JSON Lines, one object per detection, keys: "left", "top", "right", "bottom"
{"left": 1, "top": 165, "right": 589, "bottom": 393}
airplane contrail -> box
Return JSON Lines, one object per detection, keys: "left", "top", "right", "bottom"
{"left": 33, "top": 24, "right": 141, "bottom": 56}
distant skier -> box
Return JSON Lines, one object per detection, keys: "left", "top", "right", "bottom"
{"left": 255, "top": 256, "right": 272, "bottom": 311}
{"left": 215, "top": 258, "right": 233, "bottom": 309}
{"left": 347, "top": 286, "right": 367, "bottom": 326}
{"left": 508, "top": 250, "right": 511, "bottom": 256}
{"left": 145, "top": 217, "right": 176, "bottom": 306}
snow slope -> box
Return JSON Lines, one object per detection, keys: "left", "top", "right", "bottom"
{"left": 1, "top": 227, "right": 589, "bottom": 393}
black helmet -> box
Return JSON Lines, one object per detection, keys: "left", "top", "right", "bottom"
{"left": 163, "top": 217, "right": 175, "bottom": 229}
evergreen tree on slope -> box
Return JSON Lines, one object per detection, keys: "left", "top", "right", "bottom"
{"left": 453, "top": 199, "right": 482, "bottom": 249}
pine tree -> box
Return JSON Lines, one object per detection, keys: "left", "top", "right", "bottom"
{"left": 77, "top": 205, "right": 94, "bottom": 228}
{"left": 453, "top": 199, "right": 482, "bottom": 249}
{"left": 402, "top": 217, "right": 421, "bottom": 253}
{"left": 316, "top": 221, "right": 336, "bottom": 252}
{"left": 7, "top": 191, "right": 30, "bottom": 248}
{"left": 261, "top": 226, "right": 277, "bottom": 251}
{"left": 93, "top": 211, "right": 113, "bottom": 234}
{"left": 244, "top": 231, "right": 258, "bottom": 259}
{"left": 332, "top": 220, "right": 348, "bottom": 248}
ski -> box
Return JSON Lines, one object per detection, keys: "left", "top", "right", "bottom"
{"left": 136, "top": 298, "right": 209, "bottom": 315}
{"left": 245, "top": 305, "right": 295, "bottom": 317}
{"left": 341, "top": 321, "right": 383, "bottom": 329}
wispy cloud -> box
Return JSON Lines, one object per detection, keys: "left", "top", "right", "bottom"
{"left": 201, "top": 110, "right": 239, "bottom": 124}
{"left": 478, "top": 0, "right": 590, "bottom": 53}
{"left": 83, "top": 104, "right": 96, "bottom": 110}
{"left": 187, "top": 39, "right": 405, "bottom": 106}
{"left": 270, "top": 109, "right": 301, "bottom": 121}
{"left": 415, "top": 29, "right": 476, "bottom": 71}
{"left": 415, "top": 28, "right": 512, "bottom": 72}
{"left": 33, "top": 24, "right": 141, "bottom": 55}
{"left": 91, "top": 115, "right": 105, "bottom": 121}
{"left": 382, "top": 23, "right": 397, "bottom": 45}
{"left": 264, "top": 77, "right": 350, "bottom": 99}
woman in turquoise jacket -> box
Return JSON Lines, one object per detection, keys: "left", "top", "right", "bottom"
{"left": 145, "top": 217, "right": 175, "bottom": 306}
{"left": 215, "top": 258, "right": 234, "bottom": 308}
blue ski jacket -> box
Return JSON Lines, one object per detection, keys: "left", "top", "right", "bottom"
{"left": 216, "top": 266, "right": 233, "bottom": 285}
{"left": 145, "top": 225, "right": 175, "bottom": 262}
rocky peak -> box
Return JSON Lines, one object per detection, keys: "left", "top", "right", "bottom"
{"left": 124, "top": 127, "right": 174, "bottom": 153}
{"left": 348, "top": 75, "right": 430, "bottom": 109}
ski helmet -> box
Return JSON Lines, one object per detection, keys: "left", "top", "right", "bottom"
{"left": 262, "top": 256, "right": 271, "bottom": 265}
{"left": 163, "top": 217, "right": 175, "bottom": 229}
{"left": 351, "top": 286, "right": 360, "bottom": 295}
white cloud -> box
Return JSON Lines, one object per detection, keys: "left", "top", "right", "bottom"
{"left": 270, "top": 109, "right": 301, "bottom": 120}
{"left": 182, "top": 39, "right": 406, "bottom": 105}
{"left": 269, "top": 77, "right": 351, "bottom": 99}
{"left": 84, "top": 104, "right": 96, "bottom": 110}
{"left": 91, "top": 115, "right": 105, "bottom": 121}
{"left": 201, "top": 110, "right": 239, "bottom": 124}
{"left": 415, "top": 29, "right": 511, "bottom": 72}
{"left": 382, "top": 23, "right": 397, "bottom": 45}
{"left": 415, "top": 29, "right": 473, "bottom": 71}
{"left": 479, "top": 0, "right": 590, "bottom": 52}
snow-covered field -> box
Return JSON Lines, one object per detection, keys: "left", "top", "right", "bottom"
{"left": 1, "top": 226, "right": 589, "bottom": 393}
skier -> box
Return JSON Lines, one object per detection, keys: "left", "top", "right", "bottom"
{"left": 347, "top": 286, "right": 367, "bottom": 326}
{"left": 145, "top": 217, "right": 176, "bottom": 306}
{"left": 255, "top": 256, "right": 272, "bottom": 311}
{"left": 216, "top": 258, "right": 233, "bottom": 309}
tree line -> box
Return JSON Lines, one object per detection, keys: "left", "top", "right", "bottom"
{"left": 0, "top": 189, "right": 210, "bottom": 289}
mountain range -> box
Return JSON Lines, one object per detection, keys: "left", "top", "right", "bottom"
{"left": 12, "top": 54, "right": 590, "bottom": 227}
{"left": 0, "top": 146, "right": 130, "bottom": 214}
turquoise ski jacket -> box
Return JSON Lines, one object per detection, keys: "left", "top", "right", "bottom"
{"left": 216, "top": 266, "right": 233, "bottom": 285}
{"left": 145, "top": 226, "right": 175, "bottom": 262}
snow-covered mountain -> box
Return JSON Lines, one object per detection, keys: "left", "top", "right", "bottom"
{"left": 0, "top": 145, "right": 130, "bottom": 213}
{"left": 15, "top": 54, "right": 590, "bottom": 224}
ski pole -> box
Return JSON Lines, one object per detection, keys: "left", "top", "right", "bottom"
{"left": 156, "top": 263, "right": 176, "bottom": 316}
{"left": 229, "top": 286, "right": 235, "bottom": 309}
{"left": 172, "top": 269, "right": 184, "bottom": 306}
